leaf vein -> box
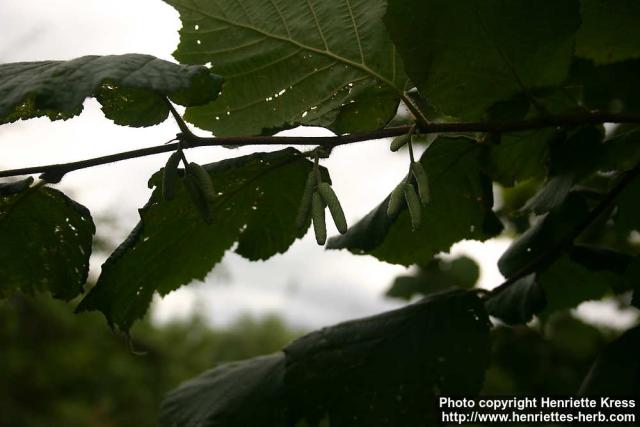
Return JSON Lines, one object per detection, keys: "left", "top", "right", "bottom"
{"left": 233, "top": 0, "right": 256, "bottom": 25}
{"left": 344, "top": 0, "right": 365, "bottom": 64}
{"left": 223, "top": 61, "right": 340, "bottom": 114}
{"left": 225, "top": 48, "right": 303, "bottom": 79}
{"left": 305, "top": 0, "right": 330, "bottom": 51}
{"left": 172, "top": 2, "right": 402, "bottom": 93}
{"left": 267, "top": 0, "right": 291, "bottom": 38}
{"left": 189, "top": 37, "right": 267, "bottom": 55}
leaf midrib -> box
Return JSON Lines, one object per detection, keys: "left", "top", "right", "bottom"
{"left": 176, "top": 0, "right": 402, "bottom": 96}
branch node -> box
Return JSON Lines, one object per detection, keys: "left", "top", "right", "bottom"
{"left": 39, "top": 167, "right": 68, "bottom": 184}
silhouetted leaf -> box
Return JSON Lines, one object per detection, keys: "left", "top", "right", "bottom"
{"left": 570, "top": 245, "right": 633, "bottom": 278}
{"left": 0, "top": 177, "right": 34, "bottom": 196}
{"left": 524, "top": 175, "right": 575, "bottom": 215}
{"left": 600, "top": 125, "right": 640, "bottom": 172}
{"left": 0, "top": 186, "right": 94, "bottom": 300}
{"left": 165, "top": 0, "right": 406, "bottom": 135}
{"left": 485, "top": 274, "right": 545, "bottom": 325}
{"left": 538, "top": 256, "right": 616, "bottom": 313}
{"left": 160, "top": 291, "right": 490, "bottom": 427}
{"left": 386, "top": 256, "right": 479, "bottom": 300}
{"left": 328, "top": 137, "right": 502, "bottom": 265}
{"left": 484, "top": 129, "right": 554, "bottom": 187}
{"left": 580, "top": 326, "right": 640, "bottom": 397}
{"left": 0, "top": 54, "right": 222, "bottom": 126}
{"left": 524, "top": 126, "right": 604, "bottom": 214}
{"left": 614, "top": 174, "right": 640, "bottom": 235}
{"left": 489, "top": 245, "right": 635, "bottom": 325}
{"left": 284, "top": 290, "right": 491, "bottom": 426}
{"left": 498, "top": 192, "right": 590, "bottom": 278}
{"left": 569, "top": 59, "right": 640, "bottom": 113}
{"left": 160, "top": 354, "right": 290, "bottom": 427}
{"left": 78, "top": 149, "right": 323, "bottom": 331}
{"left": 576, "top": 0, "right": 640, "bottom": 65}
{"left": 384, "top": 0, "right": 579, "bottom": 119}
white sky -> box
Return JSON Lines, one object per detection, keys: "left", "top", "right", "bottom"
{"left": 3, "top": 1, "right": 632, "bottom": 330}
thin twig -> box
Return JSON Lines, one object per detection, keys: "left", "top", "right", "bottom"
{"left": 1, "top": 110, "right": 640, "bottom": 179}
{"left": 487, "top": 163, "right": 640, "bottom": 298}
{"left": 0, "top": 127, "right": 412, "bottom": 179}
{"left": 164, "top": 98, "right": 193, "bottom": 137}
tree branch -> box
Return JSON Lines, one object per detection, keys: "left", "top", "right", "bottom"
{"left": 0, "top": 127, "right": 412, "bottom": 179}
{"left": 1, "top": 110, "right": 640, "bottom": 180}
{"left": 487, "top": 162, "right": 640, "bottom": 298}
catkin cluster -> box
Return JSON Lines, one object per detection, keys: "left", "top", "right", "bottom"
{"left": 162, "top": 150, "right": 217, "bottom": 223}
{"left": 296, "top": 171, "right": 347, "bottom": 245}
{"left": 387, "top": 134, "right": 430, "bottom": 229}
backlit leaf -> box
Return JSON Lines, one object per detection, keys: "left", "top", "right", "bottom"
{"left": 78, "top": 149, "right": 322, "bottom": 331}
{"left": 165, "top": 0, "right": 406, "bottom": 135}
{"left": 0, "top": 186, "right": 94, "bottom": 300}
{"left": 0, "top": 54, "right": 222, "bottom": 126}
{"left": 384, "top": 0, "right": 579, "bottom": 119}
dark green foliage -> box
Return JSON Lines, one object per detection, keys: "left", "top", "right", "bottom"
{"left": 485, "top": 274, "right": 545, "bottom": 325}
{"left": 523, "top": 126, "right": 604, "bottom": 214}
{"left": 0, "top": 176, "right": 34, "bottom": 196}
{"left": 488, "top": 245, "right": 638, "bottom": 326}
{"left": 484, "top": 129, "right": 554, "bottom": 186}
{"left": 576, "top": 0, "right": 640, "bottom": 65}
{"left": 579, "top": 326, "right": 640, "bottom": 397}
{"left": 484, "top": 313, "right": 614, "bottom": 395}
{"left": 284, "top": 290, "right": 490, "bottom": 426}
{"left": 498, "top": 192, "right": 590, "bottom": 278}
{"left": 539, "top": 256, "right": 618, "bottom": 313}
{"left": 384, "top": 0, "right": 579, "bottom": 119}
{"left": 569, "top": 59, "right": 640, "bottom": 113}
{"left": 614, "top": 173, "right": 640, "bottom": 236}
{"left": 0, "top": 187, "right": 94, "bottom": 300}
{"left": 161, "top": 290, "right": 491, "bottom": 427}
{"left": 0, "top": 294, "right": 299, "bottom": 427}
{"left": 2, "top": 0, "right": 640, "bottom": 424}
{"left": 386, "top": 256, "right": 480, "bottom": 300}
{"left": 0, "top": 54, "right": 222, "bottom": 126}
{"left": 328, "top": 137, "right": 502, "bottom": 265}
{"left": 161, "top": 354, "right": 290, "bottom": 427}
{"left": 164, "top": 0, "right": 406, "bottom": 135}
{"left": 77, "top": 149, "right": 321, "bottom": 331}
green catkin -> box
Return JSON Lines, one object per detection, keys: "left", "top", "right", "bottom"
{"left": 184, "top": 174, "right": 213, "bottom": 224}
{"left": 311, "top": 191, "right": 327, "bottom": 245}
{"left": 188, "top": 162, "right": 216, "bottom": 203}
{"left": 404, "top": 183, "right": 422, "bottom": 230}
{"left": 317, "top": 182, "right": 347, "bottom": 234}
{"left": 295, "top": 171, "right": 316, "bottom": 228}
{"left": 387, "top": 182, "right": 405, "bottom": 217}
{"left": 390, "top": 134, "right": 411, "bottom": 152}
{"left": 411, "top": 162, "right": 430, "bottom": 205}
{"left": 162, "top": 151, "right": 182, "bottom": 201}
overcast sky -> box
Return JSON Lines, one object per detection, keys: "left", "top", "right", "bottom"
{"left": 4, "top": 1, "right": 634, "bottom": 331}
